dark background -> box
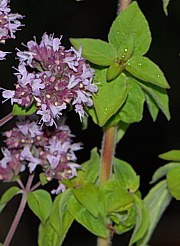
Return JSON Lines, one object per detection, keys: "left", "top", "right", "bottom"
{"left": 0, "top": 0, "right": 180, "bottom": 245}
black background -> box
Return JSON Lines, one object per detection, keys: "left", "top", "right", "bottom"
{"left": 0, "top": 0, "right": 180, "bottom": 245}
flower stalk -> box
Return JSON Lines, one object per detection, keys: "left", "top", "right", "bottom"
{"left": 3, "top": 174, "right": 34, "bottom": 246}
{"left": 0, "top": 113, "right": 14, "bottom": 127}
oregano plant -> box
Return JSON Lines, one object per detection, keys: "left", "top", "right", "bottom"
{"left": 0, "top": 0, "right": 179, "bottom": 246}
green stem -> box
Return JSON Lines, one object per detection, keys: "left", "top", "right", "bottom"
{"left": 3, "top": 174, "right": 34, "bottom": 246}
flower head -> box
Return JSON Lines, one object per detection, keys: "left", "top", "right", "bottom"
{"left": 0, "top": 0, "right": 24, "bottom": 59}
{"left": 0, "top": 118, "right": 82, "bottom": 193}
{"left": 1, "top": 33, "right": 98, "bottom": 125}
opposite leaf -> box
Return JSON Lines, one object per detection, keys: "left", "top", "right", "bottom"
{"left": 49, "top": 189, "right": 74, "bottom": 245}
{"left": 67, "top": 195, "right": 107, "bottom": 238}
{"left": 143, "top": 91, "right": 159, "bottom": 121}
{"left": 93, "top": 69, "right": 128, "bottom": 126}
{"left": 118, "top": 78, "right": 145, "bottom": 124}
{"left": 113, "top": 207, "right": 136, "bottom": 234}
{"left": 137, "top": 80, "right": 170, "bottom": 120}
{"left": 159, "top": 150, "right": 180, "bottom": 162}
{"left": 28, "top": 189, "right": 52, "bottom": 224}
{"left": 106, "top": 62, "right": 124, "bottom": 81}
{"left": 162, "top": 0, "right": 171, "bottom": 15}
{"left": 12, "top": 103, "right": 37, "bottom": 116}
{"left": 126, "top": 56, "right": 170, "bottom": 89}
{"left": 151, "top": 162, "right": 180, "bottom": 184}
{"left": 114, "top": 158, "right": 140, "bottom": 193}
{"left": 116, "top": 121, "right": 129, "bottom": 144}
{"left": 70, "top": 38, "right": 117, "bottom": 66}
{"left": 72, "top": 182, "right": 100, "bottom": 218}
{"left": 108, "top": 1, "right": 151, "bottom": 56}
{"left": 129, "top": 195, "right": 149, "bottom": 246}
{"left": 38, "top": 222, "right": 60, "bottom": 246}
{"left": 0, "top": 186, "right": 22, "bottom": 213}
{"left": 64, "top": 147, "right": 100, "bottom": 188}
{"left": 167, "top": 166, "right": 180, "bottom": 200}
{"left": 137, "top": 180, "right": 172, "bottom": 245}
{"left": 102, "top": 180, "right": 134, "bottom": 213}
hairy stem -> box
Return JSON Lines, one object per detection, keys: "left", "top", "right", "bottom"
{"left": 3, "top": 174, "right": 34, "bottom": 246}
{"left": 97, "top": 126, "right": 117, "bottom": 246}
{"left": 97, "top": 1, "right": 131, "bottom": 245}
{"left": 0, "top": 113, "right": 14, "bottom": 127}
{"left": 99, "top": 126, "right": 117, "bottom": 186}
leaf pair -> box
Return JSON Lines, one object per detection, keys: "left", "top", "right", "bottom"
{"left": 151, "top": 150, "right": 180, "bottom": 200}
{"left": 38, "top": 189, "right": 73, "bottom": 246}
{"left": 71, "top": 1, "right": 170, "bottom": 127}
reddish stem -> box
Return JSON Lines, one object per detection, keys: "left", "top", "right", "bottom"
{"left": 117, "top": 0, "right": 132, "bottom": 14}
{"left": 97, "top": 1, "right": 131, "bottom": 246}
{"left": 99, "top": 126, "right": 117, "bottom": 186}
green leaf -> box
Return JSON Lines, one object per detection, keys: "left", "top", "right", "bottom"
{"left": 50, "top": 189, "right": 74, "bottom": 245}
{"left": 70, "top": 38, "right": 117, "bottom": 66}
{"left": 39, "top": 173, "right": 48, "bottom": 186}
{"left": 81, "top": 114, "right": 88, "bottom": 130}
{"left": 38, "top": 222, "right": 59, "bottom": 246}
{"left": 67, "top": 195, "right": 107, "bottom": 237}
{"left": 162, "top": 0, "right": 170, "bottom": 15}
{"left": 137, "top": 80, "right": 170, "bottom": 120}
{"left": 62, "top": 148, "right": 100, "bottom": 189}
{"left": 108, "top": 1, "right": 151, "bottom": 56}
{"left": 28, "top": 189, "right": 52, "bottom": 224}
{"left": 137, "top": 180, "right": 172, "bottom": 245}
{"left": 73, "top": 182, "right": 99, "bottom": 218}
{"left": 143, "top": 91, "right": 159, "bottom": 121}
{"left": 0, "top": 186, "right": 22, "bottom": 213}
{"left": 87, "top": 106, "right": 98, "bottom": 124}
{"left": 113, "top": 207, "right": 136, "bottom": 234}
{"left": 159, "top": 150, "right": 180, "bottom": 161}
{"left": 93, "top": 69, "right": 128, "bottom": 126}
{"left": 151, "top": 162, "right": 180, "bottom": 184}
{"left": 126, "top": 56, "right": 170, "bottom": 89}
{"left": 102, "top": 180, "right": 133, "bottom": 213}
{"left": 117, "top": 33, "right": 135, "bottom": 61}
{"left": 106, "top": 62, "right": 124, "bottom": 81}
{"left": 81, "top": 148, "right": 100, "bottom": 183}
{"left": 167, "top": 166, "right": 180, "bottom": 200}
{"left": 129, "top": 195, "right": 149, "bottom": 246}
{"left": 116, "top": 121, "right": 129, "bottom": 144}
{"left": 118, "top": 78, "right": 145, "bottom": 123}
{"left": 12, "top": 103, "right": 37, "bottom": 116}
{"left": 50, "top": 189, "right": 72, "bottom": 230}
{"left": 114, "top": 158, "right": 140, "bottom": 193}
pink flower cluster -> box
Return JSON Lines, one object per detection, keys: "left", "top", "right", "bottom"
{"left": 0, "top": 118, "right": 82, "bottom": 193}
{"left": 1, "top": 33, "right": 98, "bottom": 125}
{"left": 0, "top": 0, "right": 23, "bottom": 59}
